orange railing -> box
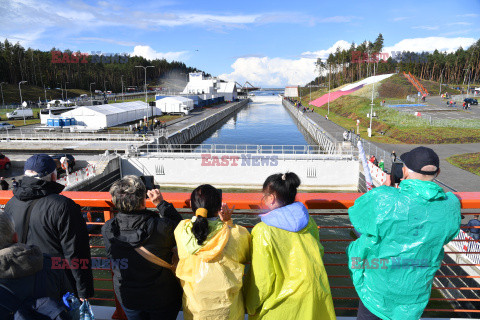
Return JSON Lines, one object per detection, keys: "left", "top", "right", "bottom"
{"left": 1, "top": 191, "right": 479, "bottom": 318}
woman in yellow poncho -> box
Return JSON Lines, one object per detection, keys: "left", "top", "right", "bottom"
{"left": 174, "top": 184, "right": 251, "bottom": 320}
{"left": 244, "top": 172, "right": 336, "bottom": 320}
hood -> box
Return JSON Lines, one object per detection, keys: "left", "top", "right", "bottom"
{"left": 261, "top": 202, "right": 309, "bottom": 232}
{"left": 13, "top": 176, "right": 64, "bottom": 201}
{"left": 103, "top": 211, "right": 156, "bottom": 248}
{"left": 0, "top": 243, "right": 43, "bottom": 279}
{"left": 177, "top": 219, "right": 229, "bottom": 262}
{"left": 399, "top": 179, "right": 446, "bottom": 201}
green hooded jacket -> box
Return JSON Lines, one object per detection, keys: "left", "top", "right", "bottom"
{"left": 347, "top": 179, "right": 461, "bottom": 320}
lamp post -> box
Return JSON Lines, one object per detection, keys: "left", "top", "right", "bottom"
{"left": 136, "top": 65, "right": 154, "bottom": 122}
{"left": 464, "top": 68, "right": 471, "bottom": 98}
{"left": 327, "top": 63, "right": 331, "bottom": 115}
{"left": 121, "top": 75, "right": 124, "bottom": 101}
{"left": 439, "top": 69, "right": 444, "bottom": 96}
{"left": 65, "top": 81, "right": 69, "bottom": 102}
{"left": 18, "top": 81, "right": 27, "bottom": 125}
{"left": 0, "top": 82, "right": 6, "bottom": 109}
{"left": 368, "top": 61, "right": 377, "bottom": 137}
{"left": 104, "top": 80, "right": 108, "bottom": 93}
{"left": 89, "top": 82, "right": 95, "bottom": 104}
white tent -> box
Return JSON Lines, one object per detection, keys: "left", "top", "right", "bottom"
{"left": 284, "top": 86, "right": 299, "bottom": 97}
{"left": 61, "top": 101, "right": 161, "bottom": 129}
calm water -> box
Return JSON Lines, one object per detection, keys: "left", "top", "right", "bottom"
{"left": 198, "top": 94, "right": 311, "bottom": 146}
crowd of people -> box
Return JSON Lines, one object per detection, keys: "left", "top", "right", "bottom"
{"left": 131, "top": 118, "right": 167, "bottom": 134}
{"left": 0, "top": 147, "right": 465, "bottom": 320}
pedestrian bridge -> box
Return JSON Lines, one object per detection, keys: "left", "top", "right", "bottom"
{"left": 0, "top": 191, "right": 478, "bottom": 319}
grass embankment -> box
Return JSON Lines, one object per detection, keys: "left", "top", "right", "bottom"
{"left": 0, "top": 84, "right": 89, "bottom": 105}
{"left": 446, "top": 153, "right": 480, "bottom": 176}
{"left": 306, "top": 95, "right": 480, "bottom": 144}
{"left": 298, "top": 74, "right": 480, "bottom": 144}
{"left": 377, "top": 73, "right": 462, "bottom": 98}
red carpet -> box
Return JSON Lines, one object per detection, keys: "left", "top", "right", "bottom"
{"left": 309, "top": 84, "right": 364, "bottom": 107}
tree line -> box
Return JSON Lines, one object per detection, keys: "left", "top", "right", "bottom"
{"left": 313, "top": 34, "right": 480, "bottom": 89}
{"left": 0, "top": 39, "right": 207, "bottom": 94}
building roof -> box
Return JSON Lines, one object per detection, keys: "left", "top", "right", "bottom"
{"left": 158, "top": 96, "right": 194, "bottom": 103}
{"left": 217, "top": 82, "right": 236, "bottom": 93}
{"left": 64, "top": 101, "right": 149, "bottom": 116}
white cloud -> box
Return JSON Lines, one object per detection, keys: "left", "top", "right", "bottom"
{"left": 219, "top": 37, "right": 478, "bottom": 87}
{"left": 457, "top": 13, "right": 479, "bottom": 18}
{"left": 131, "top": 45, "right": 188, "bottom": 61}
{"left": 448, "top": 22, "right": 473, "bottom": 26}
{"left": 219, "top": 57, "right": 317, "bottom": 87}
{"left": 301, "top": 40, "right": 351, "bottom": 59}
{"left": 393, "top": 17, "right": 409, "bottom": 21}
{"left": 412, "top": 25, "right": 439, "bottom": 30}
{"left": 384, "top": 37, "right": 476, "bottom": 53}
{"left": 219, "top": 40, "right": 352, "bottom": 87}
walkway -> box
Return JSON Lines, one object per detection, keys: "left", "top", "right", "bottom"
{"left": 297, "top": 104, "right": 480, "bottom": 192}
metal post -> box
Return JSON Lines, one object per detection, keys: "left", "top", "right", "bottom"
{"left": 135, "top": 66, "right": 154, "bottom": 124}
{"left": 368, "top": 62, "right": 376, "bottom": 137}
{"left": 65, "top": 82, "right": 69, "bottom": 102}
{"left": 19, "top": 81, "right": 27, "bottom": 125}
{"left": 90, "top": 82, "right": 95, "bottom": 104}
{"left": 327, "top": 64, "right": 331, "bottom": 114}
{"left": 121, "top": 75, "right": 124, "bottom": 101}
{"left": 0, "top": 82, "right": 5, "bottom": 109}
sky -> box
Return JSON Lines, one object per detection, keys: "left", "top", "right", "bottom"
{"left": 1, "top": 0, "right": 479, "bottom": 87}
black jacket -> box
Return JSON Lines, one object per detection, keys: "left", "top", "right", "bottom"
{"left": 102, "top": 200, "right": 183, "bottom": 311}
{"left": 0, "top": 243, "right": 71, "bottom": 319}
{"left": 0, "top": 180, "right": 8, "bottom": 190}
{"left": 4, "top": 176, "right": 94, "bottom": 298}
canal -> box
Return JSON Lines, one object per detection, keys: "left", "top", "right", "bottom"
{"left": 194, "top": 91, "right": 314, "bottom": 146}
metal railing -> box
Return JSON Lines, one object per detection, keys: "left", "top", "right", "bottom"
{"left": 134, "top": 143, "right": 357, "bottom": 156}
{"left": 0, "top": 191, "right": 478, "bottom": 318}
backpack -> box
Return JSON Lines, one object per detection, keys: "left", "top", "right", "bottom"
{"left": 0, "top": 280, "right": 71, "bottom": 320}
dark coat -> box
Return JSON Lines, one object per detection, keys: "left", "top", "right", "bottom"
{"left": 0, "top": 243, "right": 71, "bottom": 319}
{"left": 102, "top": 200, "right": 183, "bottom": 311}
{"left": 0, "top": 180, "right": 9, "bottom": 190}
{"left": 4, "top": 176, "right": 94, "bottom": 298}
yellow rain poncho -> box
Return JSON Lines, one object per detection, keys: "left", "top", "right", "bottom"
{"left": 244, "top": 202, "right": 336, "bottom": 320}
{"left": 175, "top": 219, "right": 251, "bottom": 320}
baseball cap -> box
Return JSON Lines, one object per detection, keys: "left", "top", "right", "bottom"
{"left": 24, "top": 154, "right": 57, "bottom": 177}
{"left": 400, "top": 147, "right": 439, "bottom": 175}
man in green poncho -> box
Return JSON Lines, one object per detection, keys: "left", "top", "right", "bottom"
{"left": 348, "top": 146, "right": 461, "bottom": 320}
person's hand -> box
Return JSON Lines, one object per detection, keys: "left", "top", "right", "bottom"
{"left": 382, "top": 174, "right": 392, "bottom": 187}
{"left": 219, "top": 202, "right": 235, "bottom": 222}
{"left": 147, "top": 189, "right": 164, "bottom": 207}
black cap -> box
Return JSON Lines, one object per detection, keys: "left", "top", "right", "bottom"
{"left": 400, "top": 147, "right": 439, "bottom": 175}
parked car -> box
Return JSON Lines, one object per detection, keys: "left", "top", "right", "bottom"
{"left": 0, "top": 154, "right": 11, "bottom": 170}
{"left": 0, "top": 122, "right": 15, "bottom": 130}
{"left": 50, "top": 154, "right": 75, "bottom": 174}
{"left": 464, "top": 98, "right": 478, "bottom": 105}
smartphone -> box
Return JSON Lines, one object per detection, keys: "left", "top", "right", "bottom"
{"left": 391, "top": 162, "right": 404, "bottom": 185}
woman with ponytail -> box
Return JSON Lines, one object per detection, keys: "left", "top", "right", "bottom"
{"left": 174, "top": 184, "right": 251, "bottom": 320}
{"left": 244, "top": 172, "right": 335, "bottom": 320}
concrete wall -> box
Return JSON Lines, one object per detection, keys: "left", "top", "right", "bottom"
{"left": 121, "top": 153, "right": 359, "bottom": 191}
{"left": 67, "top": 156, "right": 121, "bottom": 191}
{"left": 158, "top": 99, "right": 249, "bottom": 145}
{"left": 282, "top": 99, "right": 340, "bottom": 154}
